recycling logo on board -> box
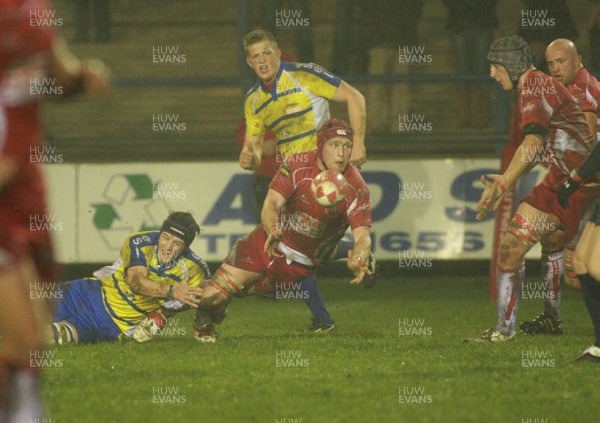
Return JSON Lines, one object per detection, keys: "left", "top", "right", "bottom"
{"left": 91, "top": 174, "right": 170, "bottom": 249}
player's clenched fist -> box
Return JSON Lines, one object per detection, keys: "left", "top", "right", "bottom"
{"left": 476, "top": 174, "right": 508, "bottom": 221}
{"left": 239, "top": 143, "right": 260, "bottom": 170}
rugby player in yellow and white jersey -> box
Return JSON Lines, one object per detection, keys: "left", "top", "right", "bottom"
{"left": 240, "top": 29, "right": 367, "bottom": 169}
{"left": 50, "top": 212, "right": 209, "bottom": 344}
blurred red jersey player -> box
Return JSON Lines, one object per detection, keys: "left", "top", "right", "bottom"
{"left": 0, "top": 0, "right": 110, "bottom": 420}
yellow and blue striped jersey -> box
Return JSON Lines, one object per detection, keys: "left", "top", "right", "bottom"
{"left": 94, "top": 231, "right": 210, "bottom": 334}
{"left": 244, "top": 62, "right": 341, "bottom": 158}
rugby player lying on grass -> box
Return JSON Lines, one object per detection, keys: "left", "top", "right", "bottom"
{"left": 50, "top": 212, "right": 209, "bottom": 344}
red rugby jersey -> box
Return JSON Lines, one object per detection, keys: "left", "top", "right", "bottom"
{"left": 268, "top": 151, "right": 371, "bottom": 264}
{"left": 519, "top": 70, "right": 596, "bottom": 188}
{"left": 0, "top": 0, "right": 56, "bottom": 80}
{"left": 568, "top": 68, "right": 600, "bottom": 142}
{"left": 0, "top": 0, "right": 56, "bottom": 234}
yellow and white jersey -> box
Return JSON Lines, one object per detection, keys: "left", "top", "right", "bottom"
{"left": 94, "top": 231, "right": 210, "bottom": 333}
{"left": 244, "top": 62, "right": 341, "bottom": 158}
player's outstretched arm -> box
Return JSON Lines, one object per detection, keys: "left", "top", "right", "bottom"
{"left": 262, "top": 188, "right": 286, "bottom": 257}
{"left": 239, "top": 135, "right": 264, "bottom": 170}
{"left": 333, "top": 81, "right": 367, "bottom": 166}
{"left": 126, "top": 266, "right": 203, "bottom": 308}
{"left": 347, "top": 226, "right": 373, "bottom": 284}
{"left": 476, "top": 134, "right": 544, "bottom": 220}
{"left": 132, "top": 269, "right": 203, "bottom": 343}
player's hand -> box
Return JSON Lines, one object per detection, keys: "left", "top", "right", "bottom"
{"left": 82, "top": 58, "right": 111, "bottom": 96}
{"left": 171, "top": 281, "right": 203, "bottom": 308}
{"left": 133, "top": 310, "right": 167, "bottom": 343}
{"left": 347, "top": 251, "right": 372, "bottom": 284}
{"left": 476, "top": 174, "right": 507, "bottom": 221}
{"left": 239, "top": 143, "right": 259, "bottom": 170}
{"left": 351, "top": 143, "right": 367, "bottom": 168}
{"left": 264, "top": 225, "right": 283, "bottom": 257}
{"left": 557, "top": 175, "right": 582, "bottom": 208}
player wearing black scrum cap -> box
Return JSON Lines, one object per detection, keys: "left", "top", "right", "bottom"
{"left": 49, "top": 211, "right": 210, "bottom": 344}
{"left": 467, "top": 36, "right": 600, "bottom": 343}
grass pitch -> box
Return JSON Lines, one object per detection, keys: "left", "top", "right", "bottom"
{"left": 43, "top": 271, "right": 599, "bottom": 423}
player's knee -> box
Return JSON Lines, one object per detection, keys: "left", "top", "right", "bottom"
{"left": 498, "top": 234, "right": 527, "bottom": 270}
{"left": 206, "top": 267, "right": 247, "bottom": 300}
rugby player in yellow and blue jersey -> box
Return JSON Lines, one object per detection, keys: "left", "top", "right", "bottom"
{"left": 50, "top": 212, "right": 210, "bottom": 344}
{"left": 240, "top": 29, "right": 367, "bottom": 170}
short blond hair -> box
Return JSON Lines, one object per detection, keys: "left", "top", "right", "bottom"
{"left": 243, "top": 29, "right": 278, "bottom": 55}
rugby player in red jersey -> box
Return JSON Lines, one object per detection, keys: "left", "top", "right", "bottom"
{"left": 239, "top": 30, "right": 367, "bottom": 332}
{"left": 0, "top": 0, "right": 109, "bottom": 420}
{"left": 518, "top": 38, "right": 600, "bottom": 335}
{"left": 468, "top": 36, "right": 600, "bottom": 343}
{"left": 192, "top": 119, "right": 373, "bottom": 342}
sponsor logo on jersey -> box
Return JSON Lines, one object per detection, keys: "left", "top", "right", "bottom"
{"left": 326, "top": 206, "right": 342, "bottom": 217}
{"left": 280, "top": 163, "right": 291, "bottom": 177}
{"left": 280, "top": 211, "right": 325, "bottom": 238}
{"left": 522, "top": 101, "right": 539, "bottom": 113}
{"left": 356, "top": 202, "right": 370, "bottom": 212}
